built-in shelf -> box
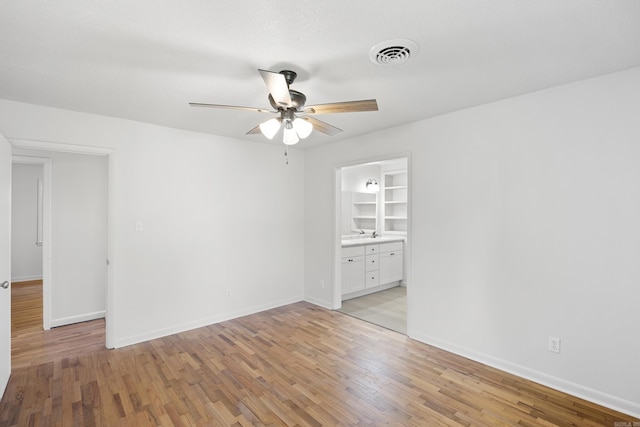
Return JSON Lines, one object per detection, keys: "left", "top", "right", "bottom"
{"left": 382, "top": 170, "right": 407, "bottom": 235}
{"left": 351, "top": 191, "right": 377, "bottom": 232}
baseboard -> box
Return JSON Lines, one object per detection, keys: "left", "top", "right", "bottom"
{"left": 411, "top": 332, "right": 640, "bottom": 419}
{"left": 303, "top": 296, "right": 333, "bottom": 310}
{"left": 11, "top": 275, "right": 43, "bottom": 283}
{"left": 50, "top": 310, "right": 105, "bottom": 328}
{"left": 341, "top": 281, "right": 400, "bottom": 301}
{"left": 113, "top": 295, "right": 304, "bottom": 349}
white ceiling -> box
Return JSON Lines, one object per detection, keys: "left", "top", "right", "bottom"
{"left": 2, "top": 1, "right": 640, "bottom": 148}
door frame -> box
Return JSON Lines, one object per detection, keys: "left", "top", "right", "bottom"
{"left": 11, "top": 156, "right": 52, "bottom": 329}
{"left": 10, "top": 138, "right": 114, "bottom": 347}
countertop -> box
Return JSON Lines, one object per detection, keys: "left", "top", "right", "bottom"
{"left": 341, "top": 236, "right": 405, "bottom": 248}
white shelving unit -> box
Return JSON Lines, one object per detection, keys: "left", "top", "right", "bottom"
{"left": 351, "top": 191, "right": 377, "bottom": 233}
{"left": 382, "top": 170, "right": 407, "bottom": 235}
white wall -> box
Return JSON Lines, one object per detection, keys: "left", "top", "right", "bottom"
{"left": 0, "top": 99, "right": 305, "bottom": 348}
{"left": 13, "top": 149, "right": 108, "bottom": 326}
{"left": 341, "top": 163, "right": 381, "bottom": 235}
{"left": 303, "top": 67, "right": 640, "bottom": 417}
{"left": 341, "top": 163, "right": 381, "bottom": 193}
{"left": 3, "top": 66, "right": 639, "bottom": 416}
{"left": 11, "top": 163, "right": 43, "bottom": 282}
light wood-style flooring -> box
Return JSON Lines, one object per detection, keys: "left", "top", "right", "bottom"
{"left": 10, "top": 280, "right": 105, "bottom": 370}
{"left": 1, "top": 282, "right": 638, "bottom": 426}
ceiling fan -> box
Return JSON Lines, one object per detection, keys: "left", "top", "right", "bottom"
{"left": 189, "top": 69, "right": 378, "bottom": 145}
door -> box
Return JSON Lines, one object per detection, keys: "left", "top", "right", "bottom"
{"left": 0, "top": 132, "right": 12, "bottom": 398}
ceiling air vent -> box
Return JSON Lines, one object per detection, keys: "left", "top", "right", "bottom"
{"left": 369, "top": 39, "right": 419, "bottom": 66}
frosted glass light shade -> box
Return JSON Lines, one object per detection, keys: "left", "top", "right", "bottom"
{"left": 293, "top": 117, "right": 313, "bottom": 139}
{"left": 259, "top": 118, "right": 281, "bottom": 139}
{"left": 283, "top": 126, "right": 300, "bottom": 145}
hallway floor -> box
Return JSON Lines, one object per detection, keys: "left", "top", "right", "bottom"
{"left": 11, "top": 280, "right": 105, "bottom": 369}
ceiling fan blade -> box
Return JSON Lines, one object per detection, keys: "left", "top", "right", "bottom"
{"left": 258, "top": 69, "right": 292, "bottom": 108}
{"left": 304, "top": 99, "right": 378, "bottom": 114}
{"left": 306, "top": 117, "right": 342, "bottom": 136}
{"left": 189, "top": 102, "right": 274, "bottom": 113}
{"left": 246, "top": 124, "right": 262, "bottom": 135}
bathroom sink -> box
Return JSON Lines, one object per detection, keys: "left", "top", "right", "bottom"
{"left": 340, "top": 236, "right": 399, "bottom": 246}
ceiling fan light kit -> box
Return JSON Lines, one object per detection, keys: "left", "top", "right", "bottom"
{"left": 283, "top": 121, "right": 300, "bottom": 145}
{"left": 293, "top": 117, "right": 313, "bottom": 139}
{"left": 189, "top": 68, "right": 379, "bottom": 150}
{"left": 259, "top": 118, "right": 281, "bottom": 139}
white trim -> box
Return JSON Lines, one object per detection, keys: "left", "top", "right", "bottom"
{"left": 304, "top": 296, "right": 333, "bottom": 310}
{"left": 10, "top": 275, "right": 43, "bottom": 282}
{"left": 50, "top": 310, "right": 105, "bottom": 328}
{"left": 412, "top": 332, "right": 640, "bottom": 419}
{"left": 9, "top": 137, "right": 112, "bottom": 156}
{"left": 333, "top": 168, "right": 342, "bottom": 310}
{"left": 341, "top": 281, "right": 399, "bottom": 301}
{"left": 113, "top": 296, "right": 304, "bottom": 349}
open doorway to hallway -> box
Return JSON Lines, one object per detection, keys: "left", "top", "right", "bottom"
{"left": 10, "top": 149, "right": 108, "bottom": 359}
{"left": 336, "top": 156, "right": 410, "bottom": 334}
{"left": 10, "top": 279, "right": 105, "bottom": 368}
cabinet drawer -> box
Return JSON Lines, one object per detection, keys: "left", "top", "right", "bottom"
{"left": 365, "top": 244, "right": 379, "bottom": 254}
{"left": 366, "top": 271, "right": 379, "bottom": 288}
{"left": 380, "top": 241, "right": 403, "bottom": 252}
{"left": 365, "top": 254, "right": 379, "bottom": 271}
{"left": 342, "top": 245, "right": 365, "bottom": 258}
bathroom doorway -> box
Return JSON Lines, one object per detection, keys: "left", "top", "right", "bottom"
{"left": 335, "top": 155, "right": 410, "bottom": 334}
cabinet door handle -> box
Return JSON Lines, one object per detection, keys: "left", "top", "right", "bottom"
{"left": 1, "top": 281, "right": 9, "bottom": 289}
{"left": 390, "top": 252, "right": 395, "bottom": 255}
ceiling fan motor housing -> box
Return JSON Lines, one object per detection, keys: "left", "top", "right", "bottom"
{"left": 279, "top": 70, "right": 297, "bottom": 85}
{"left": 269, "top": 89, "right": 306, "bottom": 111}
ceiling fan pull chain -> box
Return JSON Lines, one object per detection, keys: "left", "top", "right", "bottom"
{"left": 284, "top": 147, "right": 289, "bottom": 165}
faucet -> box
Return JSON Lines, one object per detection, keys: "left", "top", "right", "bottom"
{"left": 371, "top": 230, "right": 378, "bottom": 238}
{"left": 359, "top": 230, "right": 365, "bottom": 235}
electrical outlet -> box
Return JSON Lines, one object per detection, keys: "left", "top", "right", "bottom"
{"left": 320, "top": 280, "right": 325, "bottom": 289}
{"left": 548, "top": 337, "right": 561, "bottom": 354}
{"left": 226, "top": 288, "right": 232, "bottom": 297}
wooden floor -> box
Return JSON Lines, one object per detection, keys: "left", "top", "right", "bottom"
{"left": 1, "top": 283, "right": 638, "bottom": 426}
{"left": 9, "top": 280, "right": 105, "bottom": 370}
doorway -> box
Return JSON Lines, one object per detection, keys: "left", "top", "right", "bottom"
{"left": 11, "top": 149, "right": 108, "bottom": 351}
{"left": 335, "top": 155, "right": 411, "bottom": 334}
{"left": 11, "top": 156, "right": 50, "bottom": 330}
